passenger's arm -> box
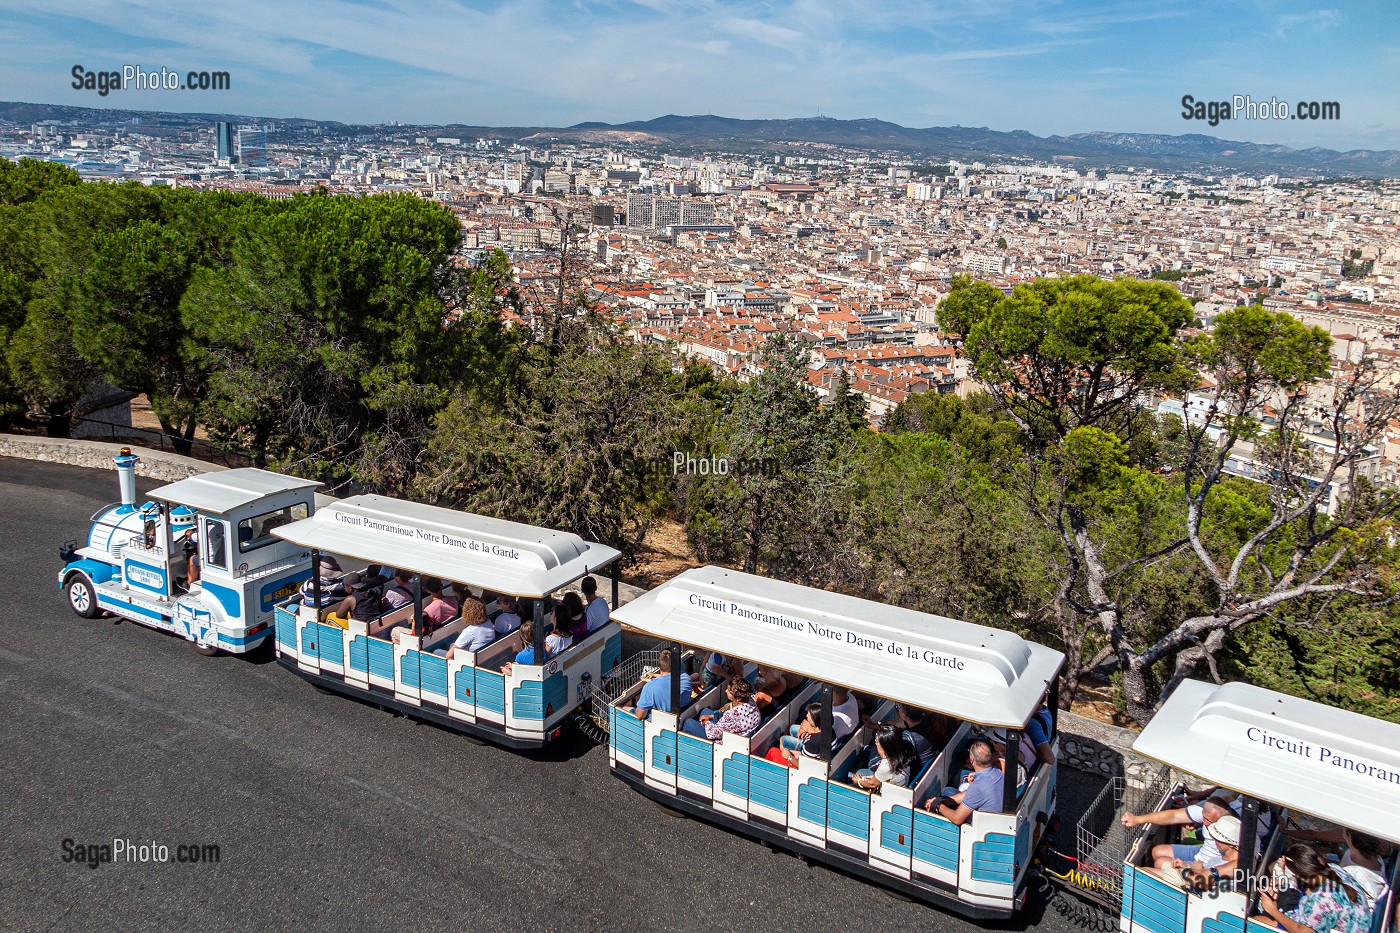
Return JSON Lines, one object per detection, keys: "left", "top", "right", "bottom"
{"left": 1035, "top": 742, "right": 1055, "bottom": 765}
{"left": 1122, "top": 808, "right": 1191, "bottom": 829}
{"left": 1259, "top": 893, "right": 1317, "bottom": 933}
{"left": 941, "top": 802, "right": 973, "bottom": 825}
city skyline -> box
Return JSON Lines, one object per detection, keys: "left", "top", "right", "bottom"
{"left": 1, "top": 0, "right": 1398, "bottom": 150}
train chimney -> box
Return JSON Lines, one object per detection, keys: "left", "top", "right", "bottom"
{"left": 113, "top": 447, "right": 139, "bottom": 511}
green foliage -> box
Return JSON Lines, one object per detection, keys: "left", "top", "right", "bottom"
{"left": 680, "top": 334, "right": 852, "bottom": 580}
{"left": 883, "top": 390, "right": 1022, "bottom": 463}
{"left": 1342, "top": 257, "right": 1373, "bottom": 279}
{"left": 0, "top": 157, "right": 81, "bottom": 206}
{"left": 69, "top": 220, "right": 200, "bottom": 438}
{"left": 934, "top": 274, "right": 1002, "bottom": 338}
{"left": 1054, "top": 427, "right": 1130, "bottom": 507}
{"left": 840, "top": 430, "right": 1060, "bottom": 633}
{"left": 1225, "top": 605, "right": 1400, "bottom": 723}
{"left": 940, "top": 274, "right": 1195, "bottom": 447}
{"left": 1196, "top": 305, "right": 1331, "bottom": 399}
{"left": 421, "top": 321, "right": 678, "bottom": 563}
{"left": 184, "top": 191, "right": 472, "bottom": 488}
{"left": 827, "top": 368, "right": 869, "bottom": 433}
{"left": 1, "top": 177, "right": 165, "bottom": 428}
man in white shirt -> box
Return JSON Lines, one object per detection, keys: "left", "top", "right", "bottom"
{"left": 581, "top": 576, "right": 610, "bottom": 632}
{"left": 831, "top": 687, "right": 860, "bottom": 743}
{"left": 492, "top": 593, "right": 523, "bottom": 635}
{"left": 1121, "top": 795, "right": 1238, "bottom": 871}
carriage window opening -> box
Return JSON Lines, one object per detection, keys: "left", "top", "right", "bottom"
{"left": 239, "top": 502, "right": 310, "bottom": 552}
{"left": 204, "top": 520, "right": 228, "bottom": 570}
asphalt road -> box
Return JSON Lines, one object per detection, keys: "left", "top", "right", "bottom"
{"left": 0, "top": 457, "right": 1100, "bottom": 933}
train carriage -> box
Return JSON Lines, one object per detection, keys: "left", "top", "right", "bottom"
{"left": 1122, "top": 680, "right": 1400, "bottom": 933}
{"left": 268, "top": 495, "right": 623, "bottom": 749}
{"left": 606, "top": 565, "right": 1065, "bottom": 918}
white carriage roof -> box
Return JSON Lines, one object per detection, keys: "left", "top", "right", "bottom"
{"left": 610, "top": 566, "right": 1063, "bottom": 727}
{"left": 1134, "top": 680, "right": 1400, "bottom": 843}
{"left": 270, "top": 494, "right": 621, "bottom": 598}
{"left": 150, "top": 468, "right": 321, "bottom": 513}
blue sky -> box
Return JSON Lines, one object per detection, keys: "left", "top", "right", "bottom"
{"left": 1, "top": 0, "right": 1397, "bottom": 149}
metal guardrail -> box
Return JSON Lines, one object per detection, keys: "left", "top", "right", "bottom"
{"left": 70, "top": 417, "right": 257, "bottom": 469}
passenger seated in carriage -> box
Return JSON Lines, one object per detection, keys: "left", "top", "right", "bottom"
{"left": 382, "top": 570, "right": 415, "bottom": 610}
{"left": 300, "top": 556, "right": 354, "bottom": 615}
{"left": 860, "top": 703, "right": 939, "bottom": 770}
{"left": 625, "top": 649, "right": 694, "bottom": 721}
{"left": 924, "top": 738, "right": 1005, "bottom": 825}
{"left": 422, "top": 576, "right": 459, "bottom": 628}
{"left": 560, "top": 591, "right": 588, "bottom": 639}
{"left": 1284, "top": 827, "right": 1391, "bottom": 912}
{"left": 348, "top": 566, "right": 389, "bottom": 623}
{"left": 765, "top": 703, "right": 831, "bottom": 768}
{"left": 500, "top": 621, "right": 546, "bottom": 674}
{"left": 1174, "top": 814, "right": 1242, "bottom": 893}
{"left": 445, "top": 599, "right": 495, "bottom": 659}
{"left": 753, "top": 665, "right": 791, "bottom": 714}
{"left": 581, "top": 575, "right": 609, "bottom": 633}
{"left": 701, "top": 653, "right": 744, "bottom": 689}
{"left": 785, "top": 685, "right": 859, "bottom": 749}
{"left": 1122, "top": 794, "right": 1241, "bottom": 872}
{"left": 1255, "top": 843, "right": 1379, "bottom": 933}
{"left": 545, "top": 605, "right": 574, "bottom": 655}
{"left": 681, "top": 678, "right": 761, "bottom": 740}
{"left": 852, "top": 724, "right": 918, "bottom": 794}
{"left": 491, "top": 594, "right": 523, "bottom": 635}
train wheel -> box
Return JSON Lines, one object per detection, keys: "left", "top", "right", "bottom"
{"left": 194, "top": 643, "right": 221, "bottom": 656}
{"left": 66, "top": 575, "right": 101, "bottom": 619}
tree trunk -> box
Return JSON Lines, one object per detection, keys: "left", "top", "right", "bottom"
{"left": 1053, "top": 599, "right": 1084, "bottom": 711}
{"left": 44, "top": 413, "right": 72, "bottom": 438}
{"left": 159, "top": 416, "right": 194, "bottom": 456}
{"left": 1122, "top": 658, "right": 1154, "bottom": 726}
{"left": 743, "top": 495, "right": 763, "bottom": 575}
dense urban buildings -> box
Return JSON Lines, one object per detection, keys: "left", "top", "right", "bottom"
{"left": 3, "top": 110, "right": 1397, "bottom": 493}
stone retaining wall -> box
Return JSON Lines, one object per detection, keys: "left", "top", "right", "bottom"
{"left": 1, "top": 434, "right": 212, "bottom": 482}
{"left": 1058, "top": 710, "right": 1167, "bottom": 789}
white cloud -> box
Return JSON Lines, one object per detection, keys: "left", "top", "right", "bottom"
{"left": 1273, "top": 8, "right": 1342, "bottom": 38}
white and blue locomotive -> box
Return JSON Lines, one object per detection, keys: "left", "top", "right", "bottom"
{"left": 57, "top": 449, "right": 321, "bottom": 655}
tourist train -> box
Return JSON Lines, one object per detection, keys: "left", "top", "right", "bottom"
{"left": 57, "top": 452, "right": 1400, "bottom": 927}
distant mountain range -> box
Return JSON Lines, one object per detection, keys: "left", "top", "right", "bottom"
{"left": 558, "top": 115, "right": 1400, "bottom": 177}
{"left": 4, "top": 101, "right": 1399, "bottom": 178}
